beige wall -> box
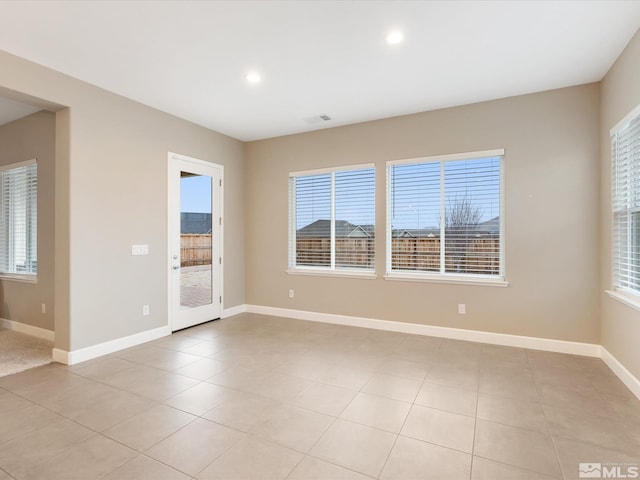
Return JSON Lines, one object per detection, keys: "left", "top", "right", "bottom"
{"left": 246, "top": 84, "right": 601, "bottom": 343}
{"left": 0, "top": 51, "right": 245, "bottom": 351}
{"left": 601, "top": 29, "right": 640, "bottom": 379}
{"left": 0, "top": 111, "right": 55, "bottom": 331}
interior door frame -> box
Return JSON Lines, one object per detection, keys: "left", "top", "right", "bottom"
{"left": 167, "top": 151, "right": 224, "bottom": 332}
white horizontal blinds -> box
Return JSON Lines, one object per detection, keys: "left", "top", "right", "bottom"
{"left": 334, "top": 168, "right": 375, "bottom": 269}
{"left": 388, "top": 154, "right": 502, "bottom": 277}
{"left": 612, "top": 111, "right": 640, "bottom": 293}
{"left": 444, "top": 157, "right": 501, "bottom": 275}
{"left": 0, "top": 162, "right": 37, "bottom": 275}
{"left": 294, "top": 173, "right": 331, "bottom": 267}
{"left": 389, "top": 162, "right": 441, "bottom": 272}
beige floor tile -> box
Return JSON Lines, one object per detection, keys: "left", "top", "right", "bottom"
{"left": 401, "top": 404, "right": 475, "bottom": 453}
{"left": 146, "top": 418, "right": 245, "bottom": 476}
{"left": 18, "top": 434, "right": 137, "bottom": 480}
{"left": 289, "top": 381, "right": 357, "bottom": 416}
{"left": 0, "top": 418, "right": 94, "bottom": 478}
{"left": 203, "top": 390, "right": 281, "bottom": 432}
{"left": 141, "top": 349, "right": 203, "bottom": 372}
{"left": 471, "top": 456, "right": 561, "bottom": 480}
{"left": 197, "top": 437, "right": 303, "bottom": 479}
{"left": 182, "top": 339, "right": 228, "bottom": 357}
{"left": 123, "top": 371, "right": 200, "bottom": 401}
{"left": 0, "top": 404, "right": 62, "bottom": 444}
{"left": 273, "top": 357, "right": 328, "bottom": 381}
{"left": 376, "top": 355, "right": 430, "bottom": 380}
{"left": 249, "top": 404, "right": 334, "bottom": 453}
{"left": 151, "top": 334, "right": 207, "bottom": 352}
{"left": 164, "top": 381, "right": 234, "bottom": 416}
{"left": 315, "top": 364, "right": 373, "bottom": 390}
{"left": 381, "top": 435, "right": 472, "bottom": 479}
{"left": 553, "top": 436, "right": 640, "bottom": 480}
{"left": 414, "top": 382, "right": 478, "bottom": 417}
{"left": 114, "top": 345, "right": 169, "bottom": 364}
{"left": 340, "top": 392, "right": 411, "bottom": 433}
{"left": 543, "top": 405, "right": 640, "bottom": 456}
{"left": 479, "top": 372, "right": 539, "bottom": 401}
{"left": 103, "top": 404, "right": 196, "bottom": 452}
{"left": 310, "top": 419, "right": 396, "bottom": 477}
{"left": 474, "top": 420, "right": 561, "bottom": 477}
{"left": 538, "top": 382, "right": 611, "bottom": 414}
{"left": 173, "top": 357, "right": 228, "bottom": 380}
{"left": 57, "top": 389, "right": 156, "bottom": 432}
{"left": 0, "top": 363, "right": 67, "bottom": 391}
{"left": 102, "top": 455, "right": 191, "bottom": 480}
{"left": 248, "top": 372, "right": 314, "bottom": 402}
{"left": 361, "top": 373, "right": 422, "bottom": 403}
{"left": 477, "top": 394, "right": 548, "bottom": 433}
{"left": 71, "top": 357, "right": 137, "bottom": 380}
{"left": 288, "top": 456, "right": 374, "bottom": 480}
{"left": 100, "top": 363, "right": 165, "bottom": 390}
{"left": 426, "top": 364, "right": 479, "bottom": 391}
{"left": 208, "top": 365, "right": 268, "bottom": 390}
{"left": 0, "top": 390, "right": 33, "bottom": 414}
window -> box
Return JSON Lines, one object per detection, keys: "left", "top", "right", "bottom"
{"left": 289, "top": 165, "right": 375, "bottom": 274}
{"left": 0, "top": 160, "right": 37, "bottom": 280}
{"left": 387, "top": 150, "right": 504, "bottom": 282}
{"left": 612, "top": 105, "right": 640, "bottom": 296}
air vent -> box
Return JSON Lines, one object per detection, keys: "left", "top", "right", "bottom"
{"left": 303, "top": 114, "right": 332, "bottom": 125}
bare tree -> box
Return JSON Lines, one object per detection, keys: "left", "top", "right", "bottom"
{"left": 444, "top": 195, "right": 482, "bottom": 273}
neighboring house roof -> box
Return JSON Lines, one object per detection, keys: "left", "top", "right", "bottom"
{"left": 181, "top": 212, "right": 212, "bottom": 234}
{"left": 298, "top": 217, "right": 500, "bottom": 238}
{"left": 297, "top": 220, "right": 373, "bottom": 238}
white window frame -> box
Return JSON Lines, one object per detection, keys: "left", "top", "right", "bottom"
{"left": 287, "top": 163, "right": 377, "bottom": 279}
{"left": 607, "top": 103, "right": 640, "bottom": 310}
{"left": 385, "top": 149, "right": 507, "bottom": 287}
{"left": 0, "top": 159, "right": 37, "bottom": 283}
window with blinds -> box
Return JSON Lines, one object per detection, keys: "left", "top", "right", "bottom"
{"left": 289, "top": 165, "right": 375, "bottom": 272}
{"left": 387, "top": 150, "right": 504, "bottom": 280}
{"left": 0, "top": 160, "right": 37, "bottom": 278}
{"left": 612, "top": 106, "right": 640, "bottom": 295}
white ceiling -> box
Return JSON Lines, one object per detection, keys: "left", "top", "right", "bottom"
{"left": 0, "top": 1, "right": 639, "bottom": 141}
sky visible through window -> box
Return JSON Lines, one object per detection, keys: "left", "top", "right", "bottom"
{"left": 181, "top": 174, "right": 212, "bottom": 214}
{"left": 294, "top": 157, "right": 500, "bottom": 231}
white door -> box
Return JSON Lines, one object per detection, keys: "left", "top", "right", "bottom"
{"left": 168, "top": 152, "right": 223, "bottom": 331}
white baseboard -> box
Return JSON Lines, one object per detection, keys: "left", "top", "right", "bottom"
{"left": 246, "top": 305, "right": 601, "bottom": 357}
{"left": 222, "top": 304, "right": 247, "bottom": 318}
{"left": 600, "top": 347, "right": 640, "bottom": 400}
{"left": 52, "top": 325, "right": 171, "bottom": 365}
{"left": 0, "top": 317, "right": 55, "bottom": 342}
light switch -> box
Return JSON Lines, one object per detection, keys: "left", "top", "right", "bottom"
{"left": 132, "top": 244, "right": 149, "bottom": 255}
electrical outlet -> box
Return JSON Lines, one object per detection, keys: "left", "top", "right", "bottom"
{"left": 142, "top": 305, "right": 150, "bottom": 316}
{"left": 288, "top": 289, "right": 294, "bottom": 299}
{"left": 458, "top": 303, "right": 466, "bottom": 315}
{"left": 41, "top": 303, "right": 46, "bottom": 314}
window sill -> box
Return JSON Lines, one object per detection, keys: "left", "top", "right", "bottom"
{"left": 384, "top": 272, "right": 508, "bottom": 287}
{"left": 606, "top": 289, "right": 640, "bottom": 312}
{"left": 0, "top": 273, "right": 37, "bottom": 284}
{"left": 286, "top": 269, "right": 378, "bottom": 280}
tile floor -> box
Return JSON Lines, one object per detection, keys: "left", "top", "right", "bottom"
{"left": 0, "top": 313, "right": 639, "bottom": 480}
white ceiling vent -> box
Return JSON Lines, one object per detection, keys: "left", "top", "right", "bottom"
{"left": 303, "top": 114, "right": 332, "bottom": 125}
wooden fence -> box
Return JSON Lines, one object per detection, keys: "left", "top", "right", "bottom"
{"left": 181, "top": 234, "right": 211, "bottom": 267}
{"left": 296, "top": 236, "right": 499, "bottom": 274}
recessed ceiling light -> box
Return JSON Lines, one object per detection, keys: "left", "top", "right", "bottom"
{"left": 246, "top": 72, "right": 261, "bottom": 84}
{"left": 386, "top": 31, "right": 404, "bottom": 45}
